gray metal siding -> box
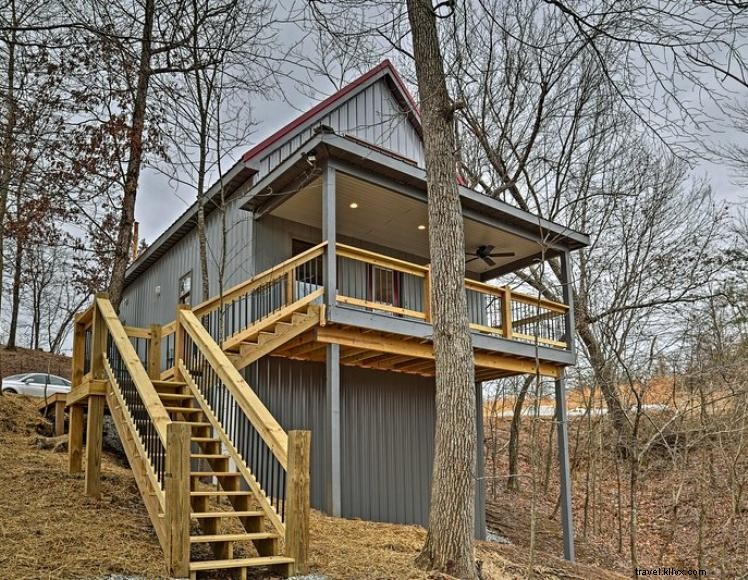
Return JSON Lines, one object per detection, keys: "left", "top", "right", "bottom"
{"left": 340, "top": 367, "right": 436, "bottom": 525}
{"left": 257, "top": 78, "right": 424, "bottom": 178}
{"left": 120, "top": 195, "right": 254, "bottom": 327}
{"left": 245, "top": 358, "right": 328, "bottom": 510}
{"left": 244, "top": 357, "right": 437, "bottom": 526}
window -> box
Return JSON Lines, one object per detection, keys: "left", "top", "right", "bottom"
{"left": 292, "top": 239, "right": 322, "bottom": 286}
{"left": 178, "top": 272, "right": 192, "bottom": 306}
{"left": 368, "top": 265, "right": 401, "bottom": 307}
{"left": 26, "top": 374, "right": 48, "bottom": 384}
{"left": 49, "top": 376, "right": 69, "bottom": 386}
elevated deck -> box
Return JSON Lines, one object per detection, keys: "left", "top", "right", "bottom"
{"left": 180, "top": 242, "right": 574, "bottom": 381}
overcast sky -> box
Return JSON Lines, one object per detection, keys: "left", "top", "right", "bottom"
{"left": 134, "top": 20, "right": 747, "bottom": 245}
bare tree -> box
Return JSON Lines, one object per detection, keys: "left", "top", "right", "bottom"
{"left": 163, "top": 0, "right": 276, "bottom": 301}
{"left": 406, "top": 1, "right": 477, "bottom": 576}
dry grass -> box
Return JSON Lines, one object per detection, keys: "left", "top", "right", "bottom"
{"left": 0, "top": 394, "right": 623, "bottom": 579}
{"left": 0, "top": 395, "right": 167, "bottom": 579}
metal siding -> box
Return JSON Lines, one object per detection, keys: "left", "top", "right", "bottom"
{"left": 244, "top": 358, "right": 327, "bottom": 510}
{"left": 340, "top": 367, "right": 436, "bottom": 526}
{"left": 244, "top": 357, "right": 437, "bottom": 526}
{"left": 256, "top": 78, "right": 424, "bottom": 181}
{"left": 120, "top": 195, "right": 253, "bottom": 326}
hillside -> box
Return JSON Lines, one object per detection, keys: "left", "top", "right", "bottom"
{"left": 0, "top": 394, "right": 624, "bottom": 579}
{"left": 0, "top": 346, "right": 71, "bottom": 380}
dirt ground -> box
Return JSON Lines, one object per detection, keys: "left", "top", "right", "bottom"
{"left": 0, "top": 394, "right": 625, "bottom": 579}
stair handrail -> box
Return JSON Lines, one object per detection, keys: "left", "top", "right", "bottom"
{"left": 94, "top": 295, "right": 173, "bottom": 446}
{"left": 177, "top": 307, "right": 289, "bottom": 467}
{"left": 192, "top": 240, "right": 327, "bottom": 319}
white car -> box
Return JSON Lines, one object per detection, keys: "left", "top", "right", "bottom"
{"left": 1, "top": 373, "right": 72, "bottom": 397}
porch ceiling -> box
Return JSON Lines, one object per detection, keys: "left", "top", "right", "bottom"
{"left": 269, "top": 171, "right": 544, "bottom": 276}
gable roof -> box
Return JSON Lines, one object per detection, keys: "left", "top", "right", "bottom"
{"left": 240, "top": 59, "right": 421, "bottom": 167}
{"left": 125, "top": 61, "right": 421, "bottom": 286}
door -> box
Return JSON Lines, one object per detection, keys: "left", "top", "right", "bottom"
{"left": 22, "top": 373, "right": 49, "bottom": 397}
{"left": 47, "top": 375, "right": 71, "bottom": 395}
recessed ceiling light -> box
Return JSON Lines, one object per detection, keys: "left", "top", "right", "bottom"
{"left": 417, "top": 224, "right": 426, "bottom": 230}
{"left": 349, "top": 202, "right": 359, "bottom": 209}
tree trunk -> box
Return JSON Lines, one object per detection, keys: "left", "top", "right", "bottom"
{"left": 577, "top": 319, "right": 632, "bottom": 456}
{"left": 0, "top": 0, "right": 18, "bottom": 322}
{"left": 507, "top": 375, "right": 534, "bottom": 491}
{"left": 407, "top": 1, "right": 477, "bottom": 577}
{"left": 197, "top": 118, "right": 210, "bottom": 301}
{"left": 108, "top": 0, "right": 156, "bottom": 311}
{"left": 6, "top": 234, "right": 23, "bottom": 349}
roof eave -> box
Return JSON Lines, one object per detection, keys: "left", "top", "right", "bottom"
{"left": 240, "top": 133, "right": 590, "bottom": 251}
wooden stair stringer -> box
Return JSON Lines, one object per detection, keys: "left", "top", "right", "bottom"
{"left": 179, "top": 360, "right": 286, "bottom": 538}
{"left": 222, "top": 289, "right": 323, "bottom": 352}
{"left": 102, "top": 359, "right": 169, "bottom": 552}
{"left": 232, "top": 305, "right": 322, "bottom": 371}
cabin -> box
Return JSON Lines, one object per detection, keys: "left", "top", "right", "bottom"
{"left": 66, "top": 60, "right": 588, "bottom": 578}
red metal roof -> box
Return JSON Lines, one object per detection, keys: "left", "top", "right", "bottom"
{"left": 240, "top": 60, "right": 419, "bottom": 164}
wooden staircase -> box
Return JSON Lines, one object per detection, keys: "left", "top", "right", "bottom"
{"left": 223, "top": 301, "right": 322, "bottom": 371}
{"left": 66, "top": 295, "right": 311, "bottom": 579}
{"left": 153, "top": 378, "right": 295, "bottom": 578}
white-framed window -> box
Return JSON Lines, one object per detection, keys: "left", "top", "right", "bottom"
{"left": 178, "top": 271, "right": 192, "bottom": 306}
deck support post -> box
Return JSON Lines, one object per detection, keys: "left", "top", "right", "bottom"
{"left": 555, "top": 372, "right": 575, "bottom": 561}
{"left": 285, "top": 430, "right": 311, "bottom": 574}
{"left": 148, "top": 324, "right": 162, "bottom": 380}
{"left": 560, "top": 251, "right": 576, "bottom": 356}
{"left": 322, "top": 163, "right": 336, "bottom": 306}
{"left": 84, "top": 395, "right": 105, "bottom": 498}
{"left": 54, "top": 399, "right": 66, "bottom": 436}
{"left": 68, "top": 404, "right": 84, "bottom": 473}
{"left": 324, "top": 343, "right": 341, "bottom": 516}
{"left": 474, "top": 381, "right": 487, "bottom": 539}
{"left": 166, "top": 422, "right": 191, "bottom": 578}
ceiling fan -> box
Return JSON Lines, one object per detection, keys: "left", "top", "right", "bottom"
{"left": 465, "top": 245, "right": 515, "bottom": 267}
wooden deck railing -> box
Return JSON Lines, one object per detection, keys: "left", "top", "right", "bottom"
{"left": 334, "top": 244, "right": 569, "bottom": 349}
{"left": 176, "top": 307, "right": 310, "bottom": 569}
{"left": 71, "top": 294, "right": 191, "bottom": 576}
{"left": 192, "top": 241, "right": 326, "bottom": 348}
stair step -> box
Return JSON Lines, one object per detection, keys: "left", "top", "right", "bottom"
{"left": 152, "top": 380, "right": 186, "bottom": 386}
{"left": 192, "top": 510, "right": 264, "bottom": 519}
{"left": 190, "top": 471, "right": 240, "bottom": 477}
{"left": 191, "top": 453, "right": 228, "bottom": 460}
{"left": 191, "top": 436, "right": 219, "bottom": 443}
{"left": 184, "top": 422, "right": 212, "bottom": 428}
{"left": 190, "top": 532, "right": 277, "bottom": 543}
{"left": 190, "top": 490, "right": 252, "bottom": 497}
{"left": 189, "top": 556, "right": 294, "bottom": 572}
{"left": 165, "top": 406, "right": 202, "bottom": 414}
{"left": 158, "top": 393, "right": 193, "bottom": 401}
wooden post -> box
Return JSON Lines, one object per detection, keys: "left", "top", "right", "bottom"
{"left": 174, "top": 305, "right": 190, "bottom": 381}
{"left": 148, "top": 324, "right": 162, "bottom": 380}
{"left": 285, "top": 430, "right": 311, "bottom": 575}
{"left": 166, "top": 422, "right": 191, "bottom": 578}
{"left": 84, "top": 395, "right": 105, "bottom": 498}
{"left": 91, "top": 293, "right": 108, "bottom": 380}
{"left": 422, "top": 266, "right": 431, "bottom": 322}
{"left": 286, "top": 269, "right": 295, "bottom": 306}
{"left": 71, "top": 314, "right": 86, "bottom": 387}
{"left": 54, "top": 400, "right": 65, "bottom": 437}
{"left": 501, "top": 287, "right": 513, "bottom": 339}
{"left": 68, "top": 404, "right": 84, "bottom": 474}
